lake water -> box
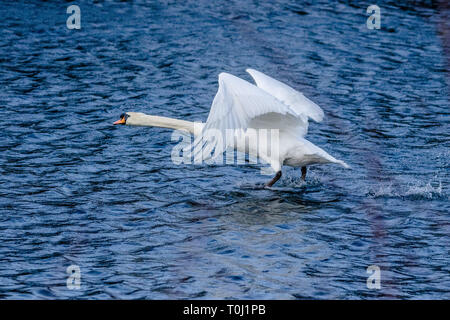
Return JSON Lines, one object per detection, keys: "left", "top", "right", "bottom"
{"left": 0, "top": 0, "right": 448, "bottom": 299}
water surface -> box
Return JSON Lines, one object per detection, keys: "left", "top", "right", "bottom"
{"left": 0, "top": 0, "right": 448, "bottom": 299}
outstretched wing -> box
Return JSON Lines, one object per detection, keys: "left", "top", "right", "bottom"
{"left": 204, "top": 72, "right": 297, "bottom": 131}
{"left": 191, "top": 72, "right": 309, "bottom": 161}
{"left": 246, "top": 68, "right": 324, "bottom": 123}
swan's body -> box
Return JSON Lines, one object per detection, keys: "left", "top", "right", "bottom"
{"left": 114, "top": 69, "right": 349, "bottom": 187}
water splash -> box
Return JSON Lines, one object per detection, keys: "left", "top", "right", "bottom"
{"left": 368, "top": 179, "right": 444, "bottom": 200}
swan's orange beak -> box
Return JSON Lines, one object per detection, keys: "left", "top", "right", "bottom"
{"left": 113, "top": 117, "right": 126, "bottom": 125}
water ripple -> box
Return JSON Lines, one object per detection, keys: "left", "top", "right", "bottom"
{"left": 0, "top": 0, "right": 449, "bottom": 299}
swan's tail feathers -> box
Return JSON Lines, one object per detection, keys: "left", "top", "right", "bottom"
{"left": 335, "top": 159, "right": 350, "bottom": 169}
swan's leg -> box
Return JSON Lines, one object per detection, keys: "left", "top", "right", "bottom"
{"left": 265, "top": 171, "right": 282, "bottom": 188}
{"left": 301, "top": 166, "right": 307, "bottom": 181}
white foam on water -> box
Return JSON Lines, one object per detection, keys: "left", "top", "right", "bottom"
{"left": 404, "top": 180, "right": 443, "bottom": 199}
{"left": 368, "top": 179, "right": 444, "bottom": 200}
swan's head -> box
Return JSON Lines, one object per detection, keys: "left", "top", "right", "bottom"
{"left": 113, "top": 113, "right": 129, "bottom": 125}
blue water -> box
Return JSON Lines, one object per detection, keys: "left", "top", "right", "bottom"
{"left": 0, "top": 0, "right": 449, "bottom": 299}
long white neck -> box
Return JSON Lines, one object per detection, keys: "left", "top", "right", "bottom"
{"left": 125, "top": 112, "right": 203, "bottom": 135}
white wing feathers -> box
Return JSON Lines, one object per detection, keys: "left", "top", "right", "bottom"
{"left": 191, "top": 70, "right": 323, "bottom": 160}
{"left": 204, "top": 72, "right": 295, "bottom": 135}
{"left": 246, "top": 68, "right": 324, "bottom": 123}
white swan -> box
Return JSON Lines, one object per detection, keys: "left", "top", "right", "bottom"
{"left": 114, "top": 69, "right": 349, "bottom": 187}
